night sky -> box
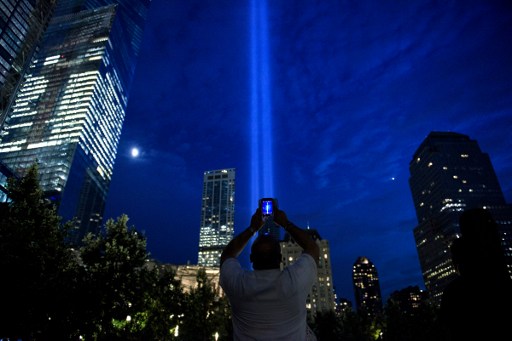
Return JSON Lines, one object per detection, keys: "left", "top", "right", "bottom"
{"left": 104, "top": 0, "right": 512, "bottom": 303}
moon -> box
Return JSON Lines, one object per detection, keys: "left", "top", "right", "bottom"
{"left": 131, "top": 147, "right": 140, "bottom": 158}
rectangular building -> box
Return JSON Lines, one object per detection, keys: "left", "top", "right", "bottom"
{"left": 198, "top": 168, "right": 236, "bottom": 267}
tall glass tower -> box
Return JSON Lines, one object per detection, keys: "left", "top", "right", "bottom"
{"left": 198, "top": 168, "right": 236, "bottom": 267}
{"left": 409, "top": 131, "right": 512, "bottom": 305}
{"left": 0, "top": 0, "right": 57, "bottom": 123}
{"left": 0, "top": 0, "right": 150, "bottom": 243}
{"left": 352, "top": 256, "right": 383, "bottom": 318}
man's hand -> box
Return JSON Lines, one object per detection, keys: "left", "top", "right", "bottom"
{"left": 274, "top": 208, "right": 319, "bottom": 266}
{"left": 220, "top": 209, "right": 262, "bottom": 267}
{"left": 274, "top": 209, "right": 289, "bottom": 228}
{"left": 250, "top": 208, "right": 264, "bottom": 233}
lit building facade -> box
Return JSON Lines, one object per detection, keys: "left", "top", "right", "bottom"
{"left": 149, "top": 262, "right": 223, "bottom": 296}
{"left": 174, "top": 264, "right": 223, "bottom": 296}
{"left": 352, "top": 256, "right": 383, "bottom": 318}
{"left": 335, "top": 297, "right": 353, "bottom": 316}
{"left": 198, "top": 168, "right": 236, "bottom": 267}
{"left": 0, "top": 0, "right": 56, "bottom": 122}
{"left": 0, "top": 0, "right": 150, "bottom": 242}
{"left": 409, "top": 131, "right": 512, "bottom": 305}
{"left": 386, "top": 285, "right": 428, "bottom": 316}
{"left": 280, "top": 228, "right": 336, "bottom": 317}
{"left": 0, "top": 158, "right": 16, "bottom": 202}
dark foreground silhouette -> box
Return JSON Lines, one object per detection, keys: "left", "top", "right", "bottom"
{"left": 440, "top": 208, "right": 512, "bottom": 340}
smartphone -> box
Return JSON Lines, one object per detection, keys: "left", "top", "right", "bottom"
{"left": 259, "top": 198, "right": 275, "bottom": 218}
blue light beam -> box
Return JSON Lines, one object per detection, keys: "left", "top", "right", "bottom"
{"left": 250, "top": 0, "right": 274, "bottom": 205}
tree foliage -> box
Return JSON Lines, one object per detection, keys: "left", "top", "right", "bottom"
{"left": 179, "top": 268, "right": 231, "bottom": 340}
{"left": 137, "top": 265, "right": 186, "bottom": 340}
{"left": 75, "top": 214, "right": 154, "bottom": 339}
{"left": 0, "top": 163, "right": 77, "bottom": 339}
{"left": 382, "top": 297, "right": 446, "bottom": 341}
{"left": 309, "top": 308, "right": 378, "bottom": 341}
{"left": 0, "top": 164, "right": 233, "bottom": 340}
{"left": 312, "top": 310, "right": 342, "bottom": 340}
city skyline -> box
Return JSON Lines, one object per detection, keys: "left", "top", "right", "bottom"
{"left": 103, "top": 0, "right": 512, "bottom": 303}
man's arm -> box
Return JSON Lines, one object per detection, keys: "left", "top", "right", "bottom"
{"left": 274, "top": 209, "right": 319, "bottom": 266}
{"left": 220, "top": 209, "right": 263, "bottom": 267}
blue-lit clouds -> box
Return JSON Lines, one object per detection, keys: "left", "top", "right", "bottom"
{"left": 105, "top": 0, "right": 512, "bottom": 302}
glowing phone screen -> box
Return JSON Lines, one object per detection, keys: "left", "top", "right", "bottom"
{"left": 262, "top": 200, "right": 273, "bottom": 216}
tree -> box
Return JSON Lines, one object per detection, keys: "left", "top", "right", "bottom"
{"left": 311, "top": 310, "right": 343, "bottom": 340}
{"left": 0, "top": 163, "right": 233, "bottom": 340}
{"left": 76, "top": 214, "right": 154, "bottom": 340}
{"left": 382, "top": 297, "right": 446, "bottom": 341}
{"left": 179, "top": 268, "right": 231, "bottom": 340}
{"left": 125, "top": 264, "right": 186, "bottom": 340}
{"left": 336, "top": 309, "right": 376, "bottom": 341}
{"left": 0, "top": 163, "right": 78, "bottom": 339}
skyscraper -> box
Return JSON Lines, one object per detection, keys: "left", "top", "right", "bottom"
{"left": 352, "top": 256, "right": 383, "bottom": 318}
{"left": 198, "top": 168, "right": 236, "bottom": 267}
{"left": 0, "top": 0, "right": 150, "bottom": 242}
{"left": 280, "top": 228, "right": 336, "bottom": 317}
{"left": 0, "top": 159, "right": 16, "bottom": 202}
{"left": 0, "top": 0, "right": 56, "bottom": 123}
{"left": 408, "top": 131, "right": 512, "bottom": 305}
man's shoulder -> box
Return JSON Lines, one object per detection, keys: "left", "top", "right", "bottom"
{"left": 221, "top": 257, "right": 239, "bottom": 266}
{"left": 296, "top": 253, "right": 317, "bottom": 267}
{"left": 286, "top": 253, "right": 317, "bottom": 274}
{"left": 220, "top": 257, "right": 240, "bottom": 272}
{"left": 219, "top": 258, "right": 244, "bottom": 292}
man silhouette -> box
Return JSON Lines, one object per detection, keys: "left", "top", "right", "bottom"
{"left": 440, "top": 208, "right": 512, "bottom": 340}
{"left": 220, "top": 206, "right": 319, "bottom": 340}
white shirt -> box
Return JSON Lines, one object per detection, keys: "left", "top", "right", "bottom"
{"left": 220, "top": 253, "right": 317, "bottom": 341}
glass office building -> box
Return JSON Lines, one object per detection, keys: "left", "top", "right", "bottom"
{"left": 352, "top": 256, "right": 383, "bottom": 318}
{"left": 409, "top": 131, "right": 512, "bottom": 305}
{"left": 0, "top": 0, "right": 150, "bottom": 242}
{"left": 0, "top": 158, "right": 16, "bottom": 202}
{"left": 0, "top": 0, "right": 56, "bottom": 122}
{"left": 198, "top": 168, "right": 236, "bottom": 267}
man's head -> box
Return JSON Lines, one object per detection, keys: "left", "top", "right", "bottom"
{"left": 250, "top": 234, "right": 282, "bottom": 270}
{"left": 459, "top": 208, "right": 502, "bottom": 254}
{"left": 459, "top": 207, "right": 507, "bottom": 276}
